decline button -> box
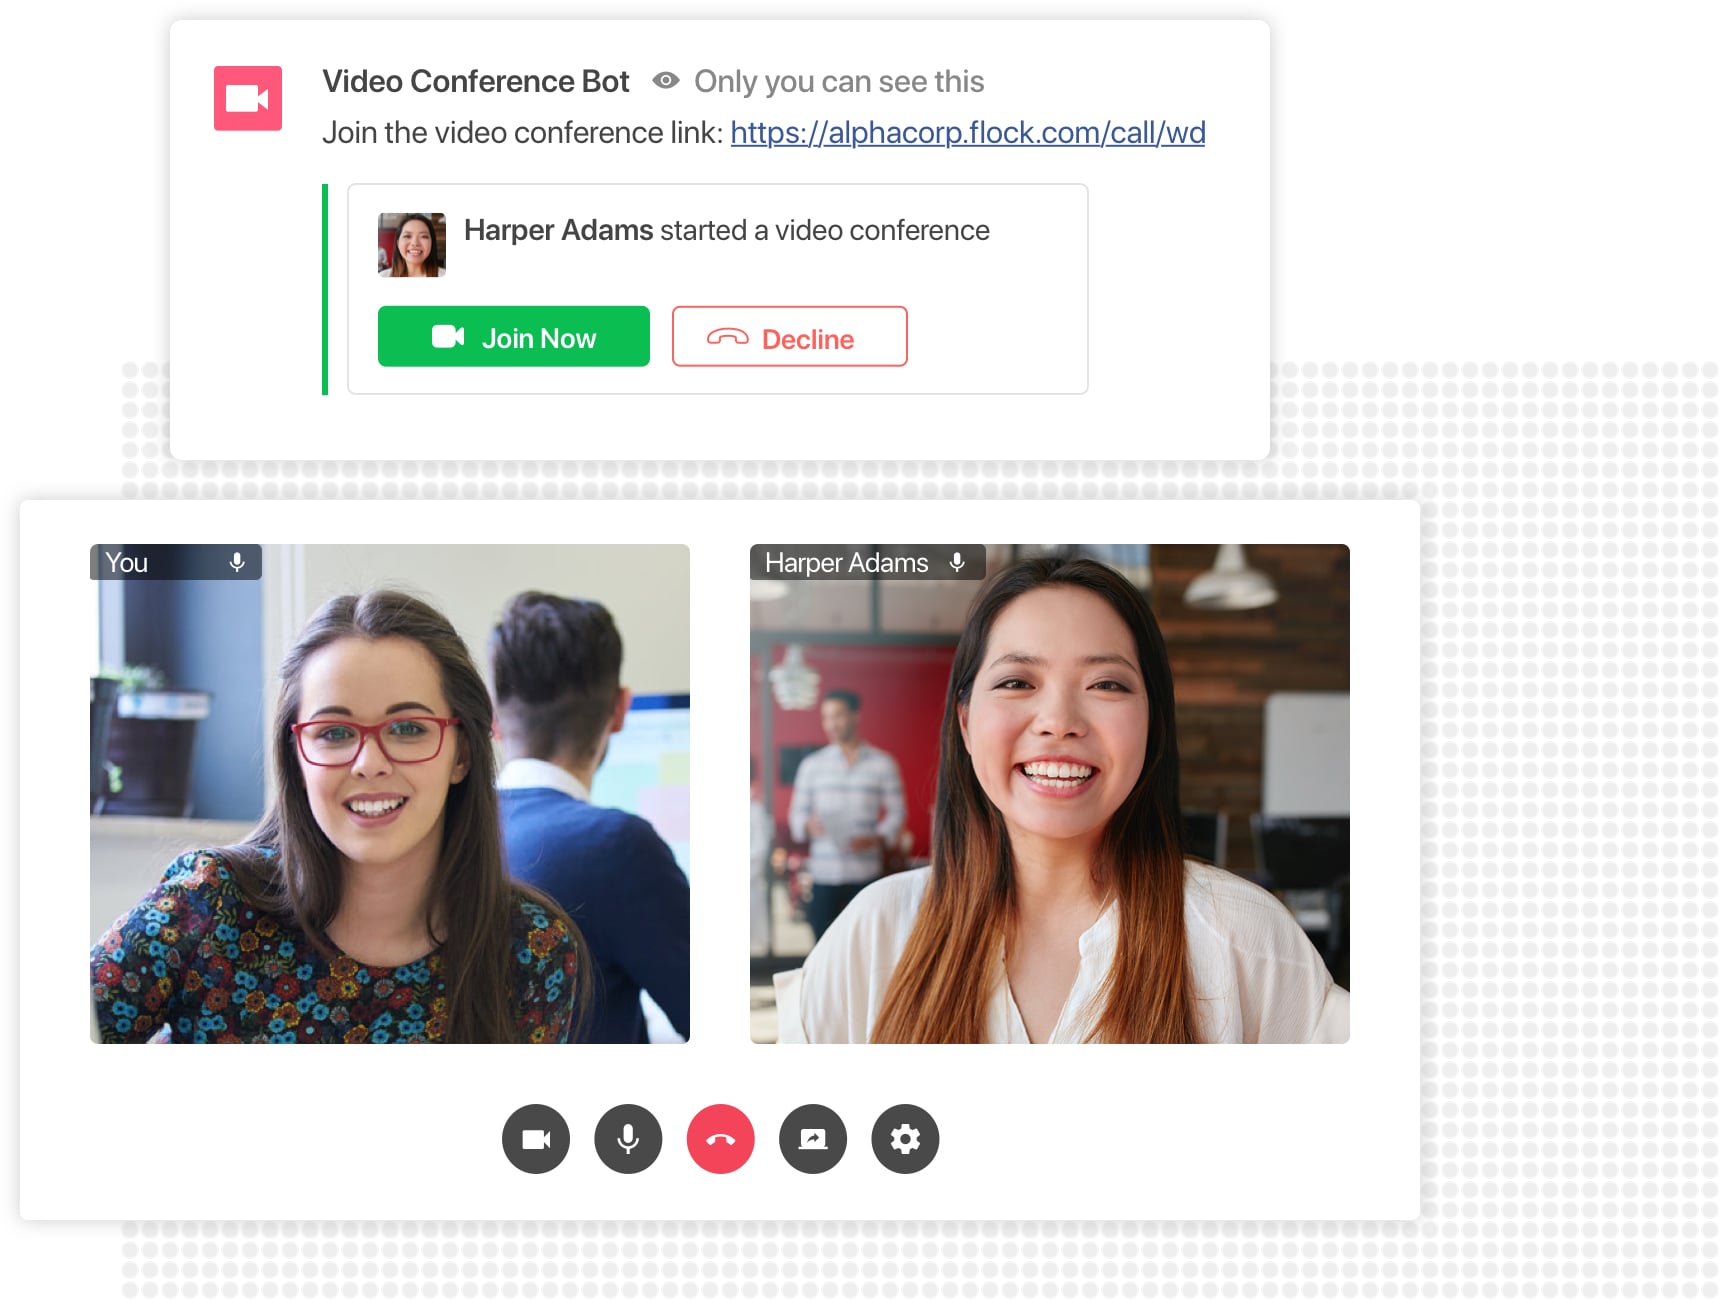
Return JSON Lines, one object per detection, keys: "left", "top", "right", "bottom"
{"left": 672, "top": 306, "right": 908, "bottom": 367}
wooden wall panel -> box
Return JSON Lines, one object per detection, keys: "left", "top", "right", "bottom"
{"left": 1152, "top": 544, "right": 1350, "bottom": 873}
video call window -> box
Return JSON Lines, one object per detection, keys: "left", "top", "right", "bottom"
{"left": 750, "top": 543, "right": 1350, "bottom": 1044}
{"left": 88, "top": 542, "right": 689, "bottom": 1046}
{"left": 28, "top": 502, "right": 1417, "bottom": 1220}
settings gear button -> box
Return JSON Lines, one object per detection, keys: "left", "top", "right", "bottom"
{"left": 871, "top": 1103, "right": 939, "bottom": 1174}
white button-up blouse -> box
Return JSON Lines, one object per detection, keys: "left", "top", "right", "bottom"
{"left": 775, "top": 861, "right": 1349, "bottom": 1044}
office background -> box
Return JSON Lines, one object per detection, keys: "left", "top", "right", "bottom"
{"left": 749, "top": 543, "right": 1352, "bottom": 1038}
{"left": 90, "top": 543, "right": 689, "bottom": 943}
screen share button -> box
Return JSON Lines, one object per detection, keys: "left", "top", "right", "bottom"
{"left": 778, "top": 1104, "right": 847, "bottom": 1175}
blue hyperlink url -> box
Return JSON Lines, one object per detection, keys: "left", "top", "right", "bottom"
{"left": 729, "top": 119, "right": 1209, "bottom": 149}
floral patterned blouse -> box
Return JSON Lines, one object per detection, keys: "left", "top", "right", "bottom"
{"left": 91, "top": 850, "right": 580, "bottom": 1043}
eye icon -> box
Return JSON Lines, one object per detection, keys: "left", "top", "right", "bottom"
{"left": 652, "top": 71, "right": 680, "bottom": 89}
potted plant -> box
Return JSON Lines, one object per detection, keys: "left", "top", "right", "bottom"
{"left": 91, "top": 675, "right": 122, "bottom": 810}
{"left": 94, "top": 665, "right": 212, "bottom": 818}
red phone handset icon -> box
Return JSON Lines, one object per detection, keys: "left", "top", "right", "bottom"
{"left": 706, "top": 327, "right": 749, "bottom": 345}
{"left": 687, "top": 1105, "right": 754, "bottom": 1173}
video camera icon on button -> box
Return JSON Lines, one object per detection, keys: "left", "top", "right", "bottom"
{"left": 501, "top": 1103, "right": 570, "bottom": 1175}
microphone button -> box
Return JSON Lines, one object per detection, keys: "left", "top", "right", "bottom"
{"left": 595, "top": 1105, "right": 662, "bottom": 1174}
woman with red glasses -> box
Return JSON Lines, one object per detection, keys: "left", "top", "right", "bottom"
{"left": 91, "top": 590, "right": 588, "bottom": 1043}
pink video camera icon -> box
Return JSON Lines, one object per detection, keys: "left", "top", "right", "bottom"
{"left": 213, "top": 66, "right": 283, "bottom": 131}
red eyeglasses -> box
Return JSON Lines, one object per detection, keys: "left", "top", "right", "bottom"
{"left": 290, "top": 716, "right": 461, "bottom": 767}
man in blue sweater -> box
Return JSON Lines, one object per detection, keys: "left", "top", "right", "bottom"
{"left": 489, "top": 592, "right": 691, "bottom": 1043}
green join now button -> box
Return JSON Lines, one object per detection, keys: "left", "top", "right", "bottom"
{"left": 377, "top": 305, "right": 650, "bottom": 367}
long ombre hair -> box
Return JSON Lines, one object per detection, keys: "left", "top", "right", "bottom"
{"left": 869, "top": 558, "right": 1200, "bottom": 1044}
{"left": 225, "top": 590, "right": 586, "bottom": 1043}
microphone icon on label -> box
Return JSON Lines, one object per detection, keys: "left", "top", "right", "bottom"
{"left": 949, "top": 551, "right": 965, "bottom": 573}
{"left": 618, "top": 1123, "right": 639, "bottom": 1154}
{"left": 230, "top": 551, "right": 246, "bottom": 573}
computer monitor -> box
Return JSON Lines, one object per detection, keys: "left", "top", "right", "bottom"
{"left": 588, "top": 692, "right": 691, "bottom": 876}
{"left": 1251, "top": 815, "right": 1350, "bottom": 890}
{"left": 1180, "top": 809, "right": 1227, "bottom": 866}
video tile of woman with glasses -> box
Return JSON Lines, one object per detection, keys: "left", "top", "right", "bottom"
{"left": 91, "top": 590, "right": 591, "bottom": 1044}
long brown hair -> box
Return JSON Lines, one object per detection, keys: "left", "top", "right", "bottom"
{"left": 225, "top": 589, "right": 587, "bottom": 1043}
{"left": 869, "top": 557, "right": 1200, "bottom": 1044}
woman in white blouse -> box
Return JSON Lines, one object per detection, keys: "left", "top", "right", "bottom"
{"left": 777, "top": 556, "right": 1349, "bottom": 1044}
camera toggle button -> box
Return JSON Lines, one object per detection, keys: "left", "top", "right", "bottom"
{"left": 501, "top": 1103, "right": 571, "bottom": 1174}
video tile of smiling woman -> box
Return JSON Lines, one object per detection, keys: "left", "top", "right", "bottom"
{"left": 91, "top": 543, "right": 690, "bottom": 1045}
{"left": 752, "top": 543, "right": 1351, "bottom": 1045}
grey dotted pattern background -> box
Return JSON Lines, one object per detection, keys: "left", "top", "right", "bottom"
{"left": 111, "top": 360, "right": 1718, "bottom": 1297}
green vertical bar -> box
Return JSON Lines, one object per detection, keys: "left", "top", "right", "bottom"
{"left": 320, "top": 183, "right": 329, "bottom": 396}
